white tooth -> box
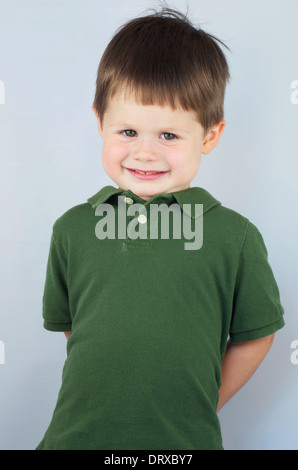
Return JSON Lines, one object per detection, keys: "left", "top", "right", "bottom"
{"left": 135, "top": 170, "right": 160, "bottom": 174}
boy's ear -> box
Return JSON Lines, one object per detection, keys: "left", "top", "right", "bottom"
{"left": 92, "top": 106, "right": 103, "bottom": 138}
{"left": 202, "top": 120, "right": 226, "bottom": 155}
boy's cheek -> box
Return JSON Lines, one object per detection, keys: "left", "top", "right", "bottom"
{"left": 102, "top": 150, "right": 124, "bottom": 177}
{"left": 101, "top": 154, "right": 115, "bottom": 174}
{"left": 103, "top": 140, "right": 126, "bottom": 159}
{"left": 102, "top": 142, "right": 122, "bottom": 162}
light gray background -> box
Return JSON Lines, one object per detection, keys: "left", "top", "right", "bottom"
{"left": 0, "top": 0, "right": 297, "bottom": 450}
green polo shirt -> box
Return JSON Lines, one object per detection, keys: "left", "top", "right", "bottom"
{"left": 37, "top": 186, "right": 284, "bottom": 450}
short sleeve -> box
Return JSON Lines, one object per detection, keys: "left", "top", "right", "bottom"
{"left": 42, "top": 225, "right": 72, "bottom": 332}
{"left": 230, "top": 221, "right": 284, "bottom": 344}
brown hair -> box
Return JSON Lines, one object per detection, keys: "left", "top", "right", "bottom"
{"left": 93, "top": 6, "right": 230, "bottom": 134}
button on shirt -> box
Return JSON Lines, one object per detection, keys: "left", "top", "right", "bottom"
{"left": 37, "top": 185, "right": 284, "bottom": 450}
{"left": 137, "top": 214, "right": 147, "bottom": 224}
{"left": 123, "top": 196, "right": 134, "bottom": 205}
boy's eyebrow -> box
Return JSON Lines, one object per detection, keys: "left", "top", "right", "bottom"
{"left": 110, "top": 123, "right": 135, "bottom": 129}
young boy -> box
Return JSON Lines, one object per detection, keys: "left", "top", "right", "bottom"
{"left": 37, "top": 7, "right": 284, "bottom": 450}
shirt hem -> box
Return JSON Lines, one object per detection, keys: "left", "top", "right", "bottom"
{"left": 230, "top": 317, "right": 285, "bottom": 344}
{"left": 43, "top": 320, "right": 72, "bottom": 332}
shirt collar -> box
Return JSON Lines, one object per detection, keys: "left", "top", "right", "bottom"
{"left": 87, "top": 185, "right": 221, "bottom": 219}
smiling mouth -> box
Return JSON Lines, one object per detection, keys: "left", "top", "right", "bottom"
{"left": 126, "top": 168, "right": 167, "bottom": 175}
{"left": 124, "top": 167, "right": 168, "bottom": 180}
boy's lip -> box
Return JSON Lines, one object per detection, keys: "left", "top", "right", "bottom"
{"left": 124, "top": 167, "right": 169, "bottom": 180}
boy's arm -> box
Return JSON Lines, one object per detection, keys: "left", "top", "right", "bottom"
{"left": 217, "top": 334, "right": 275, "bottom": 412}
{"left": 64, "top": 331, "right": 72, "bottom": 340}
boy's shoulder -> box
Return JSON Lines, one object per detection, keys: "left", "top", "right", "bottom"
{"left": 181, "top": 186, "right": 251, "bottom": 231}
{"left": 51, "top": 186, "right": 119, "bottom": 233}
{"left": 180, "top": 187, "right": 265, "bottom": 249}
{"left": 51, "top": 201, "right": 93, "bottom": 237}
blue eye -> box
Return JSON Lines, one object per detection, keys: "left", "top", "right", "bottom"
{"left": 161, "top": 133, "right": 176, "bottom": 140}
{"left": 123, "top": 130, "right": 136, "bottom": 137}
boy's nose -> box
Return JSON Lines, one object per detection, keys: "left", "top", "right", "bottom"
{"left": 131, "top": 139, "right": 159, "bottom": 162}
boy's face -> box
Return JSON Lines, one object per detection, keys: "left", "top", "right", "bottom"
{"left": 94, "top": 92, "right": 225, "bottom": 201}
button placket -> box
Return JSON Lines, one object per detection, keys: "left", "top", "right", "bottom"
{"left": 125, "top": 202, "right": 147, "bottom": 241}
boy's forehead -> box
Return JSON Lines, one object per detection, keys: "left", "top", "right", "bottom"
{"left": 105, "top": 90, "right": 199, "bottom": 127}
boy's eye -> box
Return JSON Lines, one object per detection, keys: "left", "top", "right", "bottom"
{"left": 122, "top": 130, "right": 137, "bottom": 137}
{"left": 161, "top": 133, "right": 177, "bottom": 141}
{"left": 121, "top": 130, "right": 177, "bottom": 140}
